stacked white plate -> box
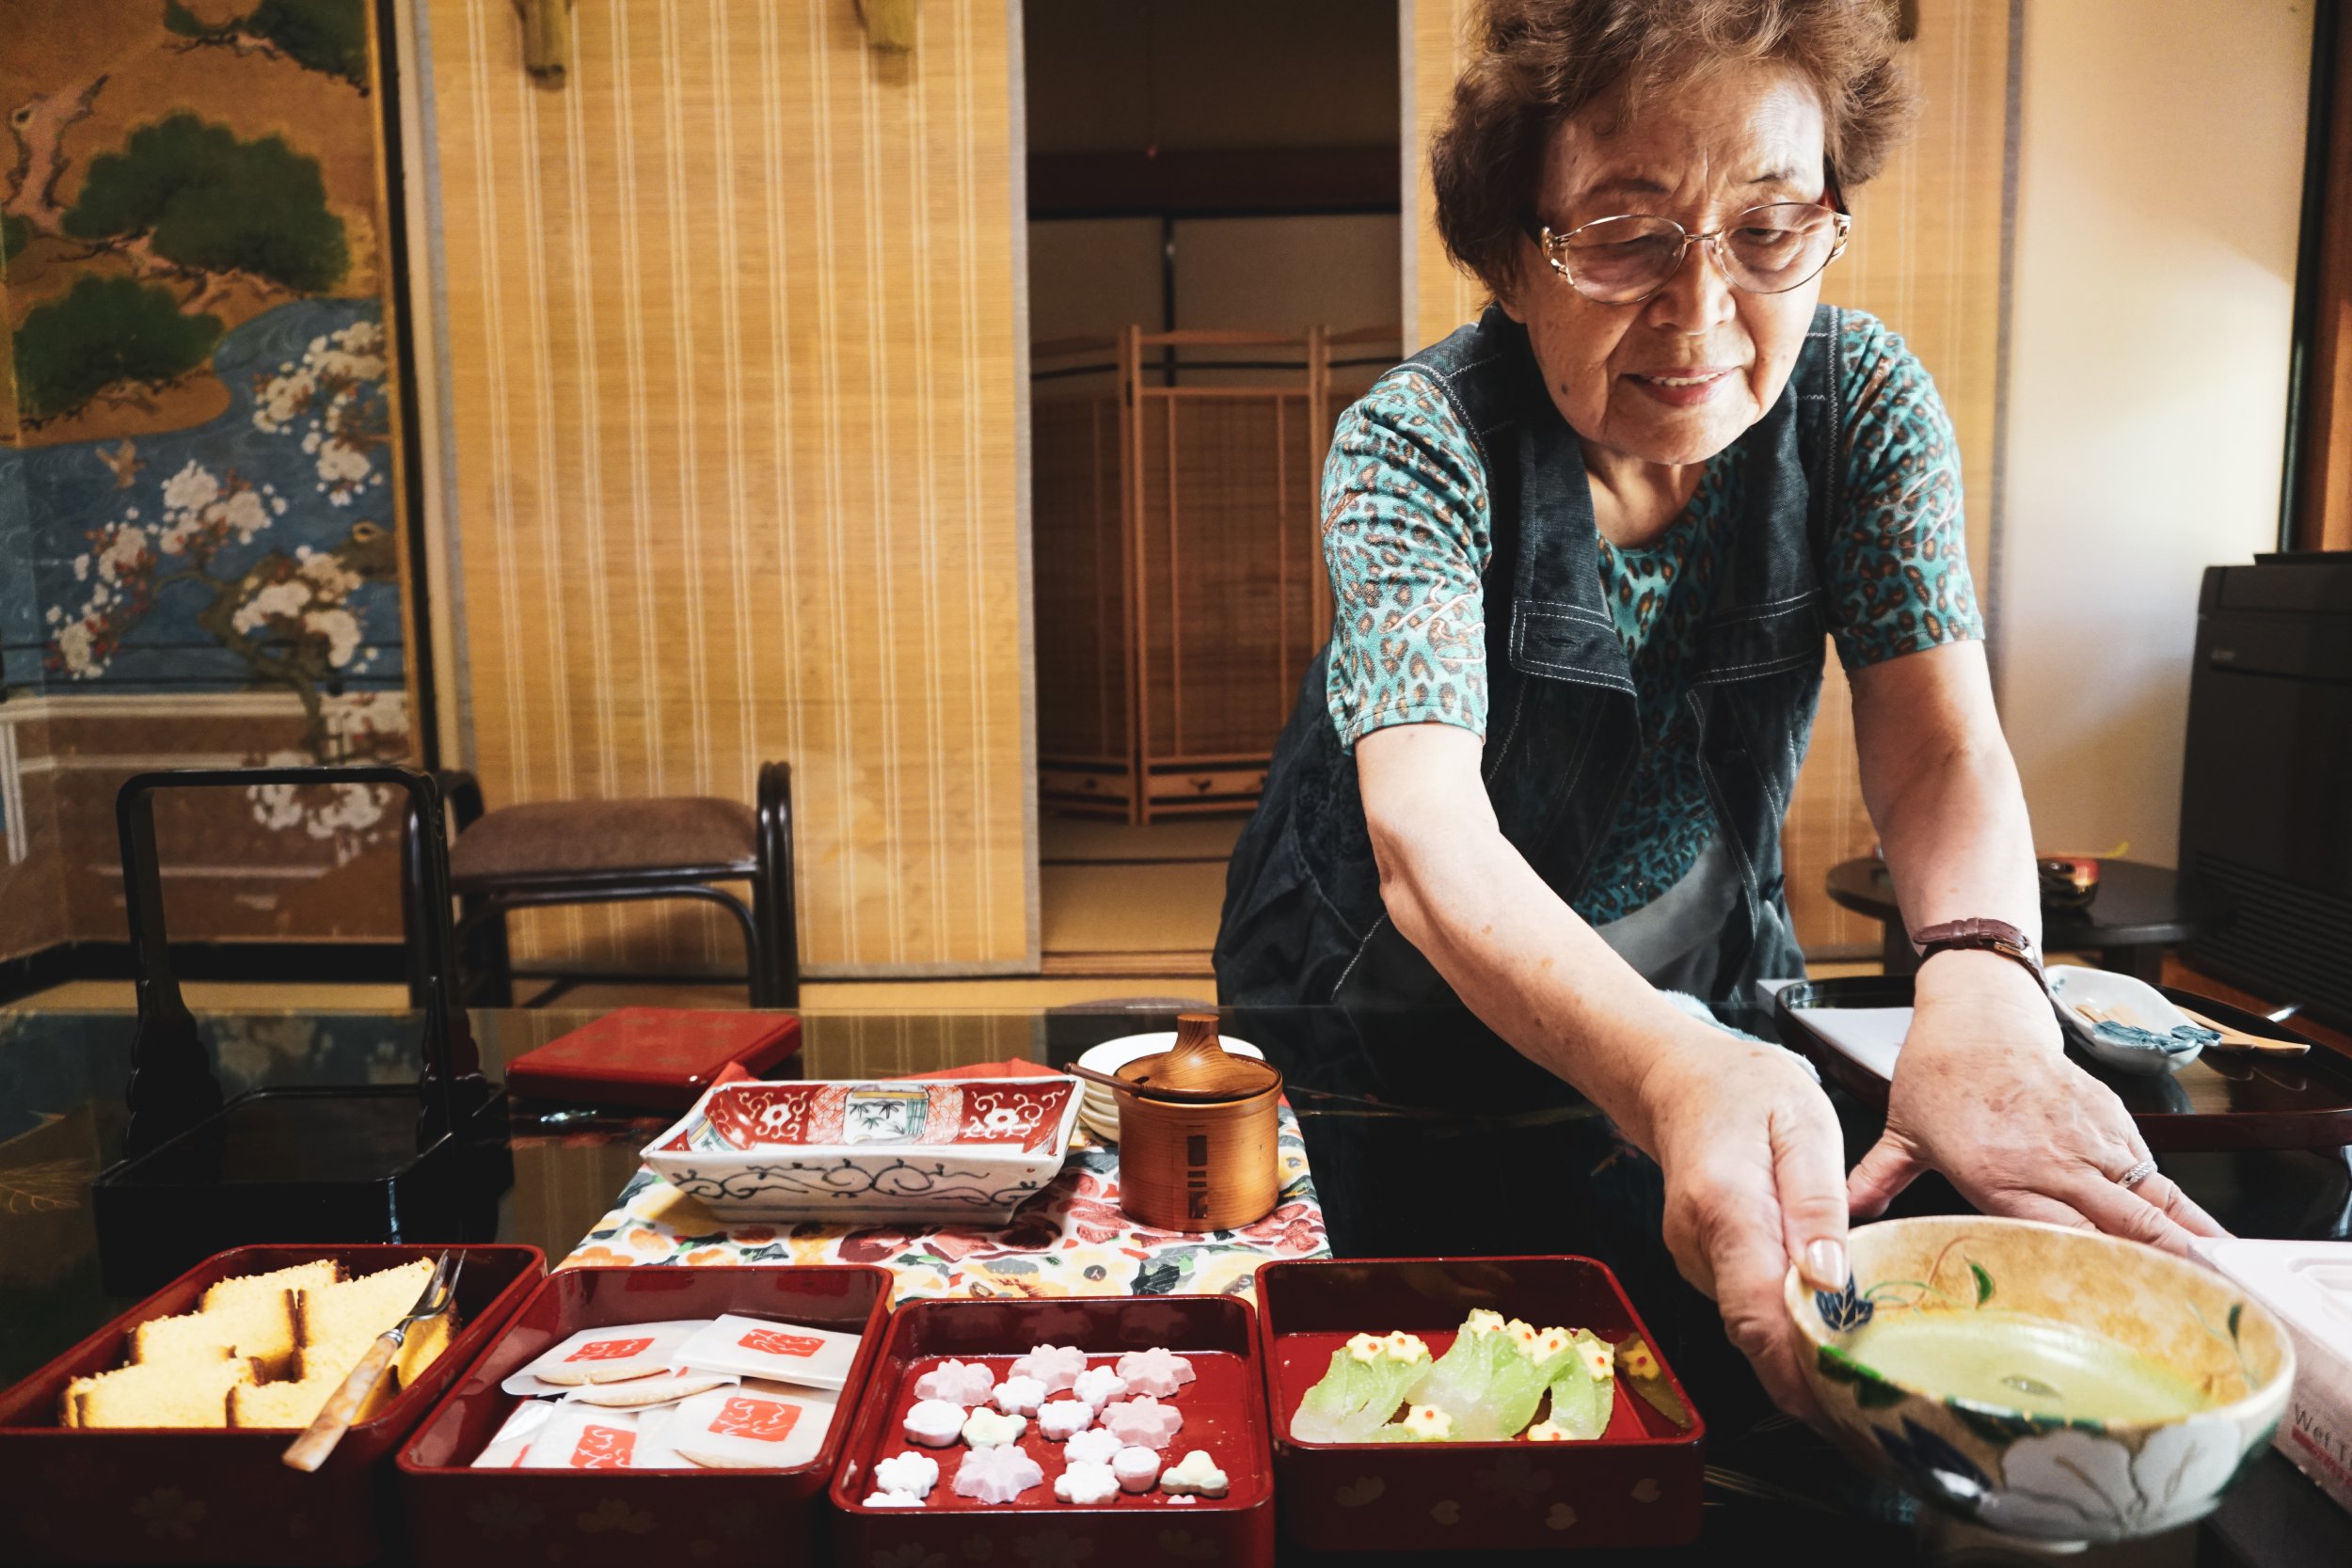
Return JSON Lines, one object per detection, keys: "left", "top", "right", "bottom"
{"left": 1071, "top": 1031, "right": 1266, "bottom": 1144}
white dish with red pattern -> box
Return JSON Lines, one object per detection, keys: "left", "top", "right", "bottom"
{"left": 641, "top": 1077, "right": 1084, "bottom": 1224}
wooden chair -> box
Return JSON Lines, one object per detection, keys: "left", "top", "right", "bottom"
{"left": 409, "top": 763, "right": 799, "bottom": 1008}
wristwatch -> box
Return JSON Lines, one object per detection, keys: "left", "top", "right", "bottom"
{"left": 1910, "top": 918, "right": 2047, "bottom": 992}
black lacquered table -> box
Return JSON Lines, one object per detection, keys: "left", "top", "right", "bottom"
{"left": 1, "top": 1001, "right": 2344, "bottom": 1566}
{"left": 1826, "top": 857, "right": 2212, "bottom": 982}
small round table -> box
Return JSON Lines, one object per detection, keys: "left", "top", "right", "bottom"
{"left": 1823, "top": 857, "right": 2214, "bottom": 983}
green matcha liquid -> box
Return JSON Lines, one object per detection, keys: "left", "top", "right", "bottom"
{"left": 1843, "top": 1309, "right": 2211, "bottom": 1423}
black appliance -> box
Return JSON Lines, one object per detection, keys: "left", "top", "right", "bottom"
{"left": 2179, "top": 553, "right": 2352, "bottom": 1028}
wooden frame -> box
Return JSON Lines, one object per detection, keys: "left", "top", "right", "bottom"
{"left": 1030, "top": 325, "right": 1399, "bottom": 822}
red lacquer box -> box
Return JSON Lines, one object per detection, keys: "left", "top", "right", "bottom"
{"left": 0, "top": 1242, "right": 544, "bottom": 1567}
{"left": 397, "top": 1264, "right": 890, "bottom": 1568}
{"left": 501, "top": 1007, "right": 803, "bottom": 1111}
{"left": 831, "top": 1295, "right": 1278, "bottom": 1567}
{"left": 1254, "top": 1256, "right": 1706, "bottom": 1551}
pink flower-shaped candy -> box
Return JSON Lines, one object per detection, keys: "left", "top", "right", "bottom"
{"left": 1009, "top": 1343, "right": 1089, "bottom": 1392}
{"left": 913, "top": 1359, "right": 997, "bottom": 1404}
{"left": 1037, "top": 1398, "right": 1094, "bottom": 1441}
{"left": 951, "top": 1442, "right": 1044, "bottom": 1504}
{"left": 1114, "top": 1348, "right": 1196, "bottom": 1398}
{"left": 901, "top": 1399, "right": 966, "bottom": 1448}
{"left": 1101, "top": 1394, "right": 1183, "bottom": 1450}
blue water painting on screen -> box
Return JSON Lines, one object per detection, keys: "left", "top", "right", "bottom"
{"left": 2, "top": 297, "right": 405, "bottom": 707}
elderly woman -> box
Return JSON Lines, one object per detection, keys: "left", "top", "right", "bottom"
{"left": 1216, "top": 0, "right": 2223, "bottom": 1416}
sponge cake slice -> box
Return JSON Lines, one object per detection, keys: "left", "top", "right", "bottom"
{"left": 229, "top": 1372, "right": 388, "bottom": 1430}
{"left": 131, "top": 1289, "right": 302, "bottom": 1380}
{"left": 293, "top": 1259, "right": 438, "bottom": 1383}
{"left": 72, "top": 1358, "right": 255, "bottom": 1429}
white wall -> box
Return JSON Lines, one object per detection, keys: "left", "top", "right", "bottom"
{"left": 1997, "top": 0, "right": 2311, "bottom": 865}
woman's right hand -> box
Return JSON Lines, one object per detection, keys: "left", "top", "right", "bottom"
{"left": 1638, "top": 1027, "right": 1853, "bottom": 1420}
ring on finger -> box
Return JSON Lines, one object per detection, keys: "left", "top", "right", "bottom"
{"left": 2115, "top": 1156, "right": 2158, "bottom": 1190}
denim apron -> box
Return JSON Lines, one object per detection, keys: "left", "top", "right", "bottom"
{"left": 1215, "top": 303, "right": 1846, "bottom": 1006}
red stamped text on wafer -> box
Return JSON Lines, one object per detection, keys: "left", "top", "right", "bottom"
{"left": 737, "top": 1328, "right": 824, "bottom": 1359}
{"left": 565, "top": 1336, "right": 657, "bottom": 1363}
{"left": 708, "top": 1397, "right": 803, "bottom": 1442}
{"left": 568, "top": 1425, "right": 638, "bottom": 1467}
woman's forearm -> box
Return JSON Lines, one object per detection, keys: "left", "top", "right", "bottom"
{"left": 1853, "top": 643, "right": 2042, "bottom": 947}
{"left": 1359, "top": 727, "right": 1719, "bottom": 1155}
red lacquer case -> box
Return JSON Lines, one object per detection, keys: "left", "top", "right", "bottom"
{"left": 397, "top": 1263, "right": 890, "bottom": 1568}
{"left": 0, "top": 1242, "right": 544, "bottom": 1567}
{"left": 831, "top": 1295, "right": 1278, "bottom": 1567}
{"left": 501, "top": 1007, "right": 803, "bottom": 1111}
{"left": 1254, "top": 1256, "right": 1706, "bottom": 1551}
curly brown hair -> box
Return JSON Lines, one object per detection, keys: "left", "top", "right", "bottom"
{"left": 1432, "top": 0, "right": 1916, "bottom": 299}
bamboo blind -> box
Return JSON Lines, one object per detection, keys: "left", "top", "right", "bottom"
{"left": 423, "top": 0, "right": 1031, "bottom": 974}
{"left": 1404, "top": 0, "right": 2013, "bottom": 953}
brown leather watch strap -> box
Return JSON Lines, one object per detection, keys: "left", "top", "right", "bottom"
{"left": 1911, "top": 917, "right": 2048, "bottom": 992}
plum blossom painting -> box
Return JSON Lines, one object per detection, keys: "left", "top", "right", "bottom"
{"left": 0, "top": 0, "right": 418, "bottom": 961}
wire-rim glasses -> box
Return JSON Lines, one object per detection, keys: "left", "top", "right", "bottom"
{"left": 1537, "top": 202, "right": 1853, "bottom": 305}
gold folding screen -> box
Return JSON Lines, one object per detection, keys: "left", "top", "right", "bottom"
{"left": 1404, "top": 0, "right": 2012, "bottom": 952}
{"left": 422, "top": 0, "right": 1032, "bottom": 975}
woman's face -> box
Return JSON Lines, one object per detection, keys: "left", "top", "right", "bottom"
{"left": 1502, "top": 64, "right": 1831, "bottom": 469}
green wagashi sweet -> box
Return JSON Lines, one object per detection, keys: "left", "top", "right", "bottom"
{"left": 1291, "top": 1330, "right": 1433, "bottom": 1444}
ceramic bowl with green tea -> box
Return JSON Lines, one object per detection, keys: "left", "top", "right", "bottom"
{"left": 1785, "top": 1215, "right": 2294, "bottom": 1545}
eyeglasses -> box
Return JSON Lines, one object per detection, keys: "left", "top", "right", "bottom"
{"left": 1536, "top": 201, "right": 1853, "bottom": 305}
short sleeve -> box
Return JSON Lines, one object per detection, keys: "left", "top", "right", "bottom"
{"left": 1824, "top": 312, "right": 1987, "bottom": 670}
{"left": 1321, "top": 369, "right": 1495, "bottom": 749}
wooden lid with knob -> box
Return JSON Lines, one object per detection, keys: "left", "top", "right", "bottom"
{"left": 1114, "top": 1012, "right": 1280, "bottom": 1101}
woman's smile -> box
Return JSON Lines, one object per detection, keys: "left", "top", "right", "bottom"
{"left": 1626, "top": 366, "right": 1740, "bottom": 407}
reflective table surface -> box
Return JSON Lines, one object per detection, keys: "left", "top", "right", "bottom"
{"left": 3, "top": 1001, "right": 2346, "bottom": 1565}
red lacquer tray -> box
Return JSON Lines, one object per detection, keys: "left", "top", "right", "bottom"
{"left": 397, "top": 1264, "right": 890, "bottom": 1568}
{"left": 831, "top": 1295, "right": 1277, "bottom": 1567}
{"left": 0, "top": 1243, "right": 544, "bottom": 1567}
{"left": 501, "top": 1007, "right": 803, "bottom": 1111}
{"left": 1254, "top": 1256, "right": 1706, "bottom": 1551}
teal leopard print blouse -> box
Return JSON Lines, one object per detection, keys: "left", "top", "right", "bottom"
{"left": 1322, "top": 309, "right": 1984, "bottom": 925}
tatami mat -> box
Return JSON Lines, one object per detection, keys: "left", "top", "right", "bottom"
{"left": 1039, "top": 815, "right": 1245, "bottom": 863}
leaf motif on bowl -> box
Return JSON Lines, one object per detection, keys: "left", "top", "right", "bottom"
{"left": 1815, "top": 1277, "right": 1875, "bottom": 1331}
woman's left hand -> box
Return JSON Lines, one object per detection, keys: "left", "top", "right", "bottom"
{"left": 1846, "top": 950, "right": 2229, "bottom": 1251}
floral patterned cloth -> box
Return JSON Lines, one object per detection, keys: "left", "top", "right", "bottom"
{"left": 559, "top": 1104, "right": 1329, "bottom": 1299}
{"left": 1322, "top": 309, "right": 1986, "bottom": 923}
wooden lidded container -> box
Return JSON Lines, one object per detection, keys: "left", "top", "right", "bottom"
{"left": 1112, "top": 1013, "right": 1284, "bottom": 1232}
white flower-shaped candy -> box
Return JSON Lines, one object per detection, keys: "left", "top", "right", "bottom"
{"left": 961, "top": 1406, "right": 1028, "bottom": 1448}
{"left": 873, "top": 1450, "right": 941, "bottom": 1498}
{"left": 992, "top": 1374, "right": 1048, "bottom": 1416}
{"left": 1054, "top": 1460, "right": 1121, "bottom": 1505}
{"left": 1113, "top": 1347, "right": 1196, "bottom": 1398}
{"left": 1038, "top": 1399, "right": 1094, "bottom": 1441}
{"left": 1009, "top": 1343, "right": 1089, "bottom": 1392}
{"left": 862, "top": 1491, "right": 924, "bottom": 1508}
{"left": 1159, "top": 1449, "right": 1229, "bottom": 1497}
{"left": 1112, "top": 1444, "right": 1162, "bottom": 1494}
{"left": 913, "top": 1358, "right": 998, "bottom": 1404}
{"left": 902, "top": 1399, "right": 966, "bottom": 1448}
{"left": 951, "top": 1442, "right": 1044, "bottom": 1504}
{"left": 1063, "top": 1428, "right": 1122, "bottom": 1467}
{"left": 1101, "top": 1394, "right": 1183, "bottom": 1449}
{"left": 1071, "top": 1366, "right": 1128, "bottom": 1408}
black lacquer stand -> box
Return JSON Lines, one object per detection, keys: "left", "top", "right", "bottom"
{"left": 93, "top": 767, "right": 511, "bottom": 1295}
